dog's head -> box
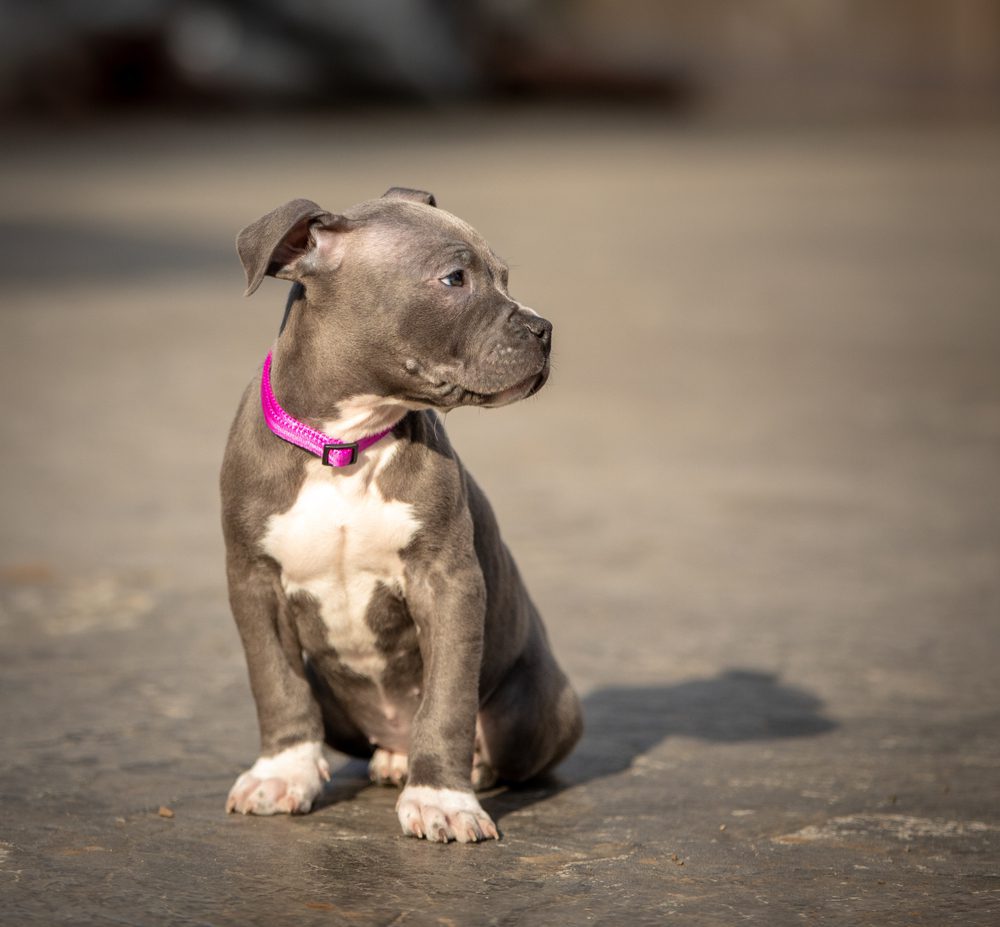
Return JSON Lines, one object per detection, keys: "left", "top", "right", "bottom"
{"left": 237, "top": 189, "right": 551, "bottom": 410}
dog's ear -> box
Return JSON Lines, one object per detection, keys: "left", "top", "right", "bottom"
{"left": 236, "top": 199, "right": 353, "bottom": 296}
{"left": 382, "top": 187, "right": 437, "bottom": 207}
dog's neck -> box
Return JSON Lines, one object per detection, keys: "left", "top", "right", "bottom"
{"left": 269, "top": 297, "right": 409, "bottom": 444}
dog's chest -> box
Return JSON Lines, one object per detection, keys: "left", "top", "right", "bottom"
{"left": 260, "top": 448, "right": 420, "bottom": 676}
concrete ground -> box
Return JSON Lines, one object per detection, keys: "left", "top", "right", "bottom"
{"left": 1, "top": 111, "right": 998, "bottom": 926}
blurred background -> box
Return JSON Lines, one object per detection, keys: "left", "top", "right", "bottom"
{"left": 2, "top": 2, "right": 1000, "bottom": 923}
{"left": 1, "top": 0, "right": 999, "bottom": 116}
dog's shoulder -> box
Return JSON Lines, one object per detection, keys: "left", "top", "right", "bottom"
{"left": 378, "top": 411, "right": 483, "bottom": 536}
{"left": 220, "top": 374, "right": 306, "bottom": 548}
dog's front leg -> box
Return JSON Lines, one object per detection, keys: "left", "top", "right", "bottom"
{"left": 397, "top": 560, "right": 499, "bottom": 843}
{"left": 225, "top": 554, "right": 330, "bottom": 815}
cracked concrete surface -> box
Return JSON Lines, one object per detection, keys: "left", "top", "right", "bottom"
{"left": 1, "top": 112, "right": 999, "bottom": 925}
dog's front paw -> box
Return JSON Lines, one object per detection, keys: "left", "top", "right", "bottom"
{"left": 396, "top": 785, "right": 499, "bottom": 843}
{"left": 226, "top": 742, "right": 330, "bottom": 815}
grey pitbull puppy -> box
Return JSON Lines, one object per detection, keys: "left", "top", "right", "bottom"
{"left": 221, "top": 187, "right": 582, "bottom": 843}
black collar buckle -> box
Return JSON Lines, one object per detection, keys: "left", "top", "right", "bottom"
{"left": 322, "top": 442, "right": 359, "bottom": 466}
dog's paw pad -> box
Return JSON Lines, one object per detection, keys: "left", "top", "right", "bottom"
{"left": 225, "top": 742, "right": 329, "bottom": 816}
{"left": 369, "top": 748, "right": 408, "bottom": 787}
{"left": 396, "top": 786, "right": 498, "bottom": 843}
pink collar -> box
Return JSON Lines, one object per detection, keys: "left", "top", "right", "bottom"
{"left": 260, "top": 351, "right": 395, "bottom": 467}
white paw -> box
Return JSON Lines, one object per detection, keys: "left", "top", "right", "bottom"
{"left": 396, "top": 785, "right": 499, "bottom": 843}
{"left": 369, "top": 748, "right": 409, "bottom": 787}
{"left": 226, "top": 742, "right": 330, "bottom": 815}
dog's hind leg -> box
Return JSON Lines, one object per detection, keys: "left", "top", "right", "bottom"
{"left": 476, "top": 636, "right": 583, "bottom": 786}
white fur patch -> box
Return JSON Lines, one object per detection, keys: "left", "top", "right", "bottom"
{"left": 261, "top": 441, "right": 420, "bottom": 678}
{"left": 399, "top": 786, "right": 483, "bottom": 813}
{"left": 326, "top": 397, "right": 415, "bottom": 443}
{"left": 247, "top": 741, "right": 329, "bottom": 781}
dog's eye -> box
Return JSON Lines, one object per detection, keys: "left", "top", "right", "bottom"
{"left": 440, "top": 269, "right": 465, "bottom": 287}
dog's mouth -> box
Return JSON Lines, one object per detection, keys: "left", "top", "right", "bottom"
{"left": 481, "top": 372, "right": 545, "bottom": 407}
{"left": 406, "top": 361, "right": 549, "bottom": 410}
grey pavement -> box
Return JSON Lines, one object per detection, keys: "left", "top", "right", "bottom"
{"left": 1, "top": 111, "right": 999, "bottom": 925}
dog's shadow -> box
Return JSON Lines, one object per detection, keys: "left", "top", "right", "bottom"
{"left": 316, "top": 668, "right": 836, "bottom": 826}
{"left": 480, "top": 667, "right": 836, "bottom": 825}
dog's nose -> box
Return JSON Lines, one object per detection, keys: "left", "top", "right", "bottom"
{"left": 511, "top": 310, "right": 551, "bottom": 348}
{"left": 524, "top": 314, "right": 552, "bottom": 345}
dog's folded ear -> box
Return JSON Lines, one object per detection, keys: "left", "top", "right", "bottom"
{"left": 237, "top": 199, "right": 354, "bottom": 296}
{"left": 382, "top": 187, "right": 437, "bottom": 207}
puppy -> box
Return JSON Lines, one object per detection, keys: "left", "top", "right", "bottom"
{"left": 221, "top": 188, "right": 581, "bottom": 842}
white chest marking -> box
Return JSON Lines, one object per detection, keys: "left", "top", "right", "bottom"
{"left": 260, "top": 441, "right": 420, "bottom": 677}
